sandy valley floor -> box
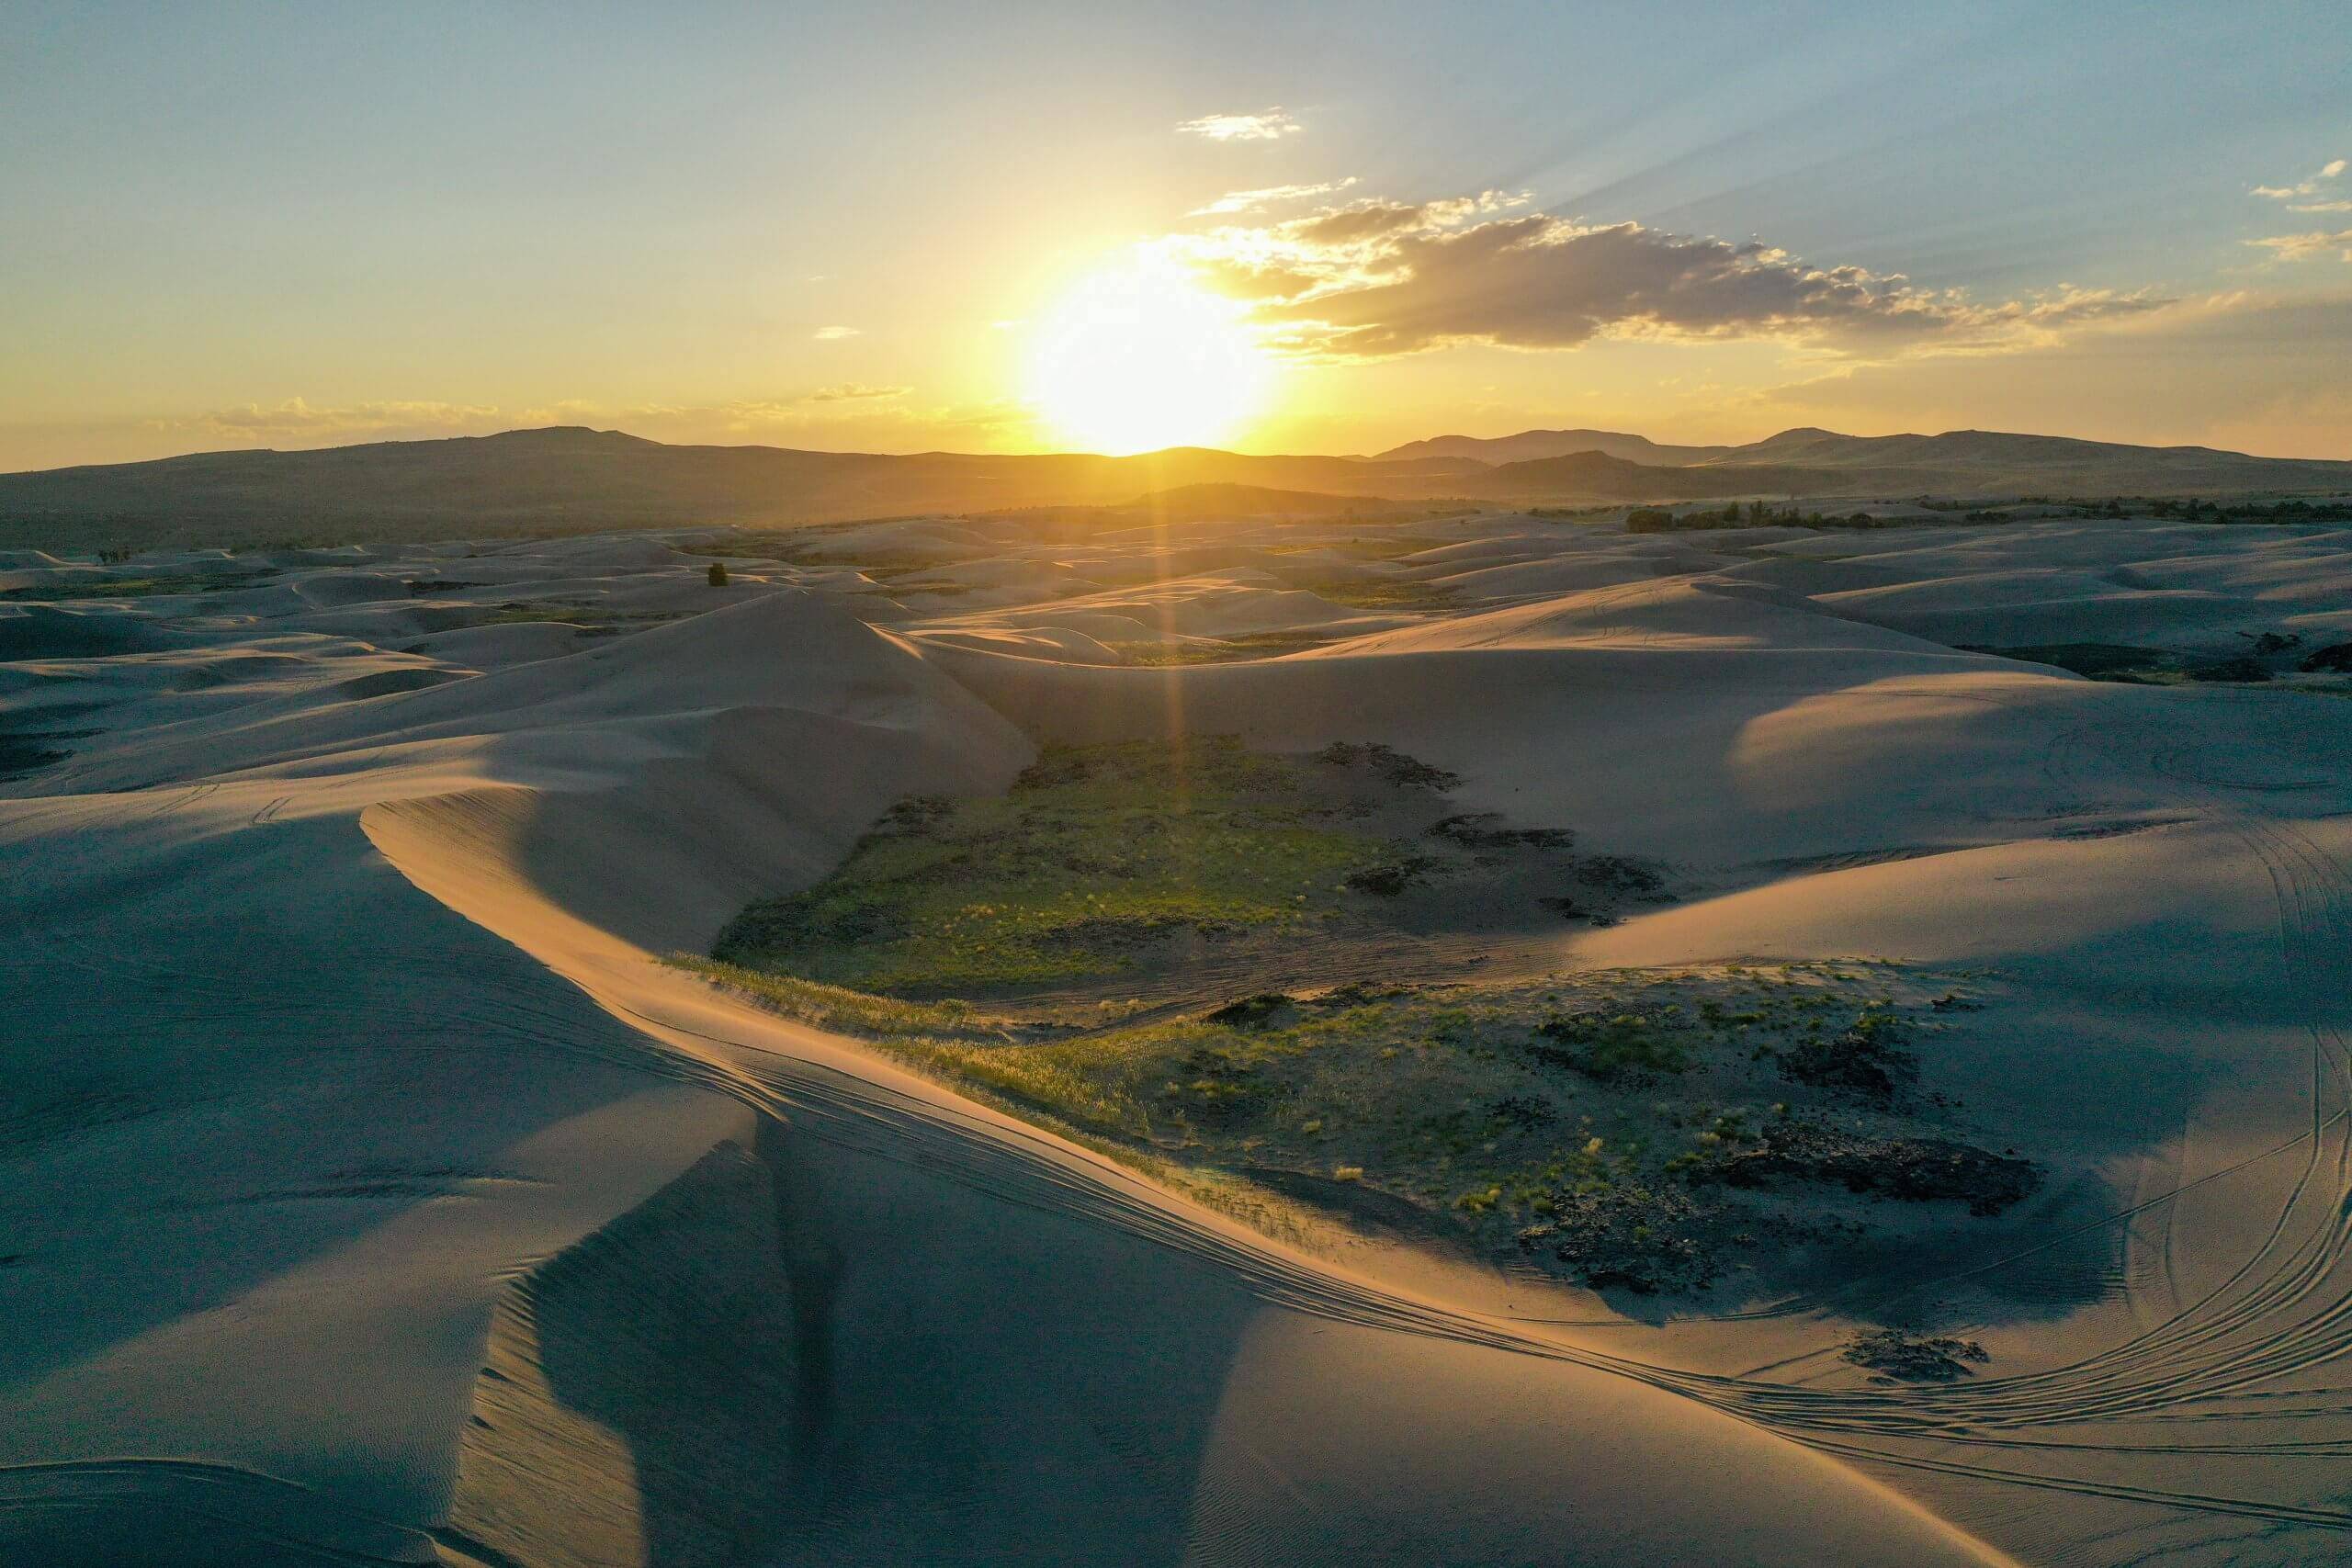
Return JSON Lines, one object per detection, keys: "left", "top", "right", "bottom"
{"left": 6, "top": 508, "right": 2352, "bottom": 1565}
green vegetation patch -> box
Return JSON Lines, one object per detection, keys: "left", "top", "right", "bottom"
{"left": 1, "top": 569, "right": 280, "bottom": 601}
{"left": 712, "top": 738, "right": 1404, "bottom": 996}
{"left": 687, "top": 940, "right": 2035, "bottom": 1295}
{"left": 1965, "top": 640, "right": 2324, "bottom": 687}
{"left": 1279, "top": 574, "right": 1458, "bottom": 611}
{"left": 1962, "top": 642, "right": 2178, "bottom": 681}
{"left": 698, "top": 737, "right": 2033, "bottom": 1298}
{"left": 1111, "top": 630, "right": 1341, "bottom": 665}
{"left": 474, "top": 600, "right": 688, "bottom": 633}
{"left": 1259, "top": 536, "right": 1453, "bottom": 562}
{"left": 0, "top": 729, "right": 91, "bottom": 780}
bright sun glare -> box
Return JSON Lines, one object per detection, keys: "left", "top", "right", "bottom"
{"left": 1024, "top": 256, "right": 1272, "bottom": 454}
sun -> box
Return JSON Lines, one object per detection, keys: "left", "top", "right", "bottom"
{"left": 1024, "top": 255, "right": 1272, "bottom": 454}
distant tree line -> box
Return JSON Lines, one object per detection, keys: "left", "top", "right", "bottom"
{"left": 1926, "top": 494, "right": 2352, "bottom": 524}
{"left": 1624, "top": 494, "right": 2352, "bottom": 535}
{"left": 1625, "top": 501, "right": 1892, "bottom": 534}
{"left": 2049, "top": 495, "right": 2352, "bottom": 524}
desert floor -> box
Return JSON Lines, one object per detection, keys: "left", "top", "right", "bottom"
{"left": 6, "top": 508, "right": 2352, "bottom": 1566}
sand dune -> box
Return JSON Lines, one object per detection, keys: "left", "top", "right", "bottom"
{"left": 8, "top": 513, "right": 2352, "bottom": 1563}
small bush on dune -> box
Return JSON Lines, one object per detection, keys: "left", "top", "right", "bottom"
{"left": 2300, "top": 641, "right": 2352, "bottom": 674}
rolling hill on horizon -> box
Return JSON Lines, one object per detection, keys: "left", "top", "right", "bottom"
{"left": 4, "top": 423, "right": 2348, "bottom": 552}
{"left": 1371, "top": 428, "right": 1739, "bottom": 466}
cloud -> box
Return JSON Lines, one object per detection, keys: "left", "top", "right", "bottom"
{"left": 180, "top": 398, "right": 509, "bottom": 440}
{"left": 1283, "top": 190, "right": 1528, "bottom": 246}
{"left": 1188, "top": 177, "right": 1355, "bottom": 217}
{"left": 2247, "top": 229, "right": 2352, "bottom": 263}
{"left": 2249, "top": 163, "right": 2352, "bottom": 254}
{"left": 1175, "top": 108, "right": 1300, "bottom": 142}
{"left": 2253, "top": 158, "right": 2346, "bottom": 200}
{"left": 1287, "top": 201, "right": 1433, "bottom": 245}
{"left": 803, "top": 382, "right": 910, "bottom": 402}
{"left": 1164, "top": 196, "right": 2170, "bottom": 360}
{"left": 811, "top": 325, "right": 861, "bottom": 340}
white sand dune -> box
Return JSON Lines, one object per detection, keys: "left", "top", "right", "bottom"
{"left": 8, "top": 514, "right": 2352, "bottom": 1563}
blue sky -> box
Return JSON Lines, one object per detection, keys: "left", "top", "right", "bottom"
{"left": 4, "top": 0, "right": 2346, "bottom": 465}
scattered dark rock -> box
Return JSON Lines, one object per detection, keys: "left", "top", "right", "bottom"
{"left": 1775, "top": 1014, "right": 1917, "bottom": 1100}
{"left": 404, "top": 579, "right": 480, "bottom": 594}
{"left": 1427, "top": 813, "right": 1577, "bottom": 852}
{"left": 2238, "top": 631, "right": 2301, "bottom": 655}
{"left": 1315, "top": 740, "right": 1463, "bottom": 792}
{"left": 707, "top": 561, "right": 731, "bottom": 587}
{"left": 1569, "top": 855, "right": 1667, "bottom": 897}
{"left": 1306, "top": 981, "right": 1418, "bottom": 1008}
{"left": 1519, "top": 1185, "right": 1717, "bottom": 1293}
{"left": 1842, "top": 1328, "right": 1989, "bottom": 1382}
{"left": 2300, "top": 641, "right": 2352, "bottom": 674}
{"left": 1343, "top": 852, "right": 1434, "bottom": 896}
{"left": 876, "top": 795, "right": 956, "bottom": 834}
{"left": 1205, "top": 993, "right": 1296, "bottom": 1028}
{"left": 1694, "top": 1122, "right": 2038, "bottom": 1215}
{"left": 1487, "top": 1094, "right": 1555, "bottom": 1129}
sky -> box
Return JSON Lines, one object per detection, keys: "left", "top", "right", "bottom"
{"left": 3, "top": 0, "right": 2347, "bottom": 470}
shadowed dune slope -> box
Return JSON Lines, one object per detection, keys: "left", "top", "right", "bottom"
{"left": 15, "top": 513, "right": 2352, "bottom": 1563}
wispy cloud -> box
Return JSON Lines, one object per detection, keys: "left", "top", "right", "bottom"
{"left": 2247, "top": 229, "right": 2352, "bottom": 263}
{"left": 811, "top": 325, "right": 861, "bottom": 340}
{"left": 2252, "top": 157, "right": 2346, "bottom": 202}
{"left": 179, "top": 398, "right": 509, "bottom": 440}
{"left": 1189, "top": 177, "right": 1356, "bottom": 217}
{"left": 2249, "top": 161, "right": 2352, "bottom": 257}
{"left": 2252, "top": 158, "right": 2350, "bottom": 210}
{"left": 804, "top": 382, "right": 910, "bottom": 402}
{"left": 1162, "top": 193, "right": 2168, "bottom": 360}
{"left": 1176, "top": 107, "right": 1301, "bottom": 142}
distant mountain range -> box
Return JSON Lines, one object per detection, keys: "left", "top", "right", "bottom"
{"left": 3, "top": 424, "right": 2347, "bottom": 550}
{"left": 1372, "top": 429, "right": 1737, "bottom": 466}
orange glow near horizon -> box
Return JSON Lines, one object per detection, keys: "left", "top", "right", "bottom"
{"left": 1023, "top": 255, "right": 1274, "bottom": 454}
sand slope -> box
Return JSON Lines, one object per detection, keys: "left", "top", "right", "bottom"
{"left": 10, "top": 515, "right": 2352, "bottom": 1563}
